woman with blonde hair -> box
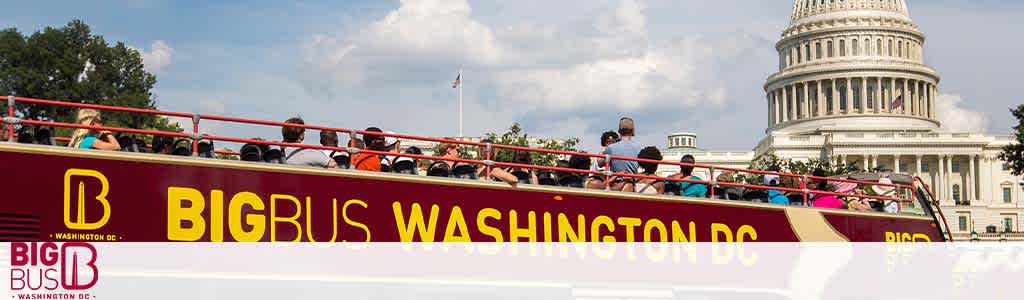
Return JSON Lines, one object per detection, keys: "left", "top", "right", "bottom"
{"left": 68, "top": 109, "right": 120, "bottom": 151}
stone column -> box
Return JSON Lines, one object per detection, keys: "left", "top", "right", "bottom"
{"left": 798, "top": 82, "right": 806, "bottom": 119}
{"left": 945, "top": 156, "right": 953, "bottom": 202}
{"left": 930, "top": 84, "right": 937, "bottom": 118}
{"left": 816, "top": 80, "right": 825, "bottom": 116}
{"left": 890, "top": 77, "right": 897, "bottom": 114}
{"left": 831, "top": 79, "right": 838, "bottom": 115}
{"left": 902, "top": 79, "right": 909, "bottom": 115}
{"left": 875, "top": 77, "right": 883, "bottom": 114}
{"left": 916, "top": 81, "right": 924, "bottom": 117}
{"left": 938, "top": 156, "right": 946, "bottom": 202}
{"left": 768, "top": 94, "right": 775, "bottom": 126}
{"left": 907, "top": 79, "right": 915, "bottom": 116}
{"left": 791, "top": 84, "right": 799, "bottom": 119}
{"left": 860, "top": 77, "right": 868, "bottom": 114}
{"left": 845, "top": 77, "right": 853, "bottom": 114}
{"left": 968, "top": 155, "right": 976, "bottom": 202}
{"left": 863, "top": 155, "right": 869, "bottom": 170}
{"left": 894, "top": 154, "right": 901, "bottom": 173}
{"left": 915, "top": 155, "right": 922, "bottom": 177}
{"left": 782, "top": 88, "right": 789, "bottom": 122}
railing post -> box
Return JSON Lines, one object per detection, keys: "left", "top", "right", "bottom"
{"left": 604, "top": 154, "right": 612, "bottom": 190}
{"left": 6, "top": 95, "right": 14, "bottom": 142}
{"left": 708, "top": 166, "right": 716, "bottom": 199}
{"left": 800, "top": 175, "right": 809, "bottom": 206}
{"left": 484, "top": 142, "right": 493, "bottom": 179}
{"left": 191, "top": 113, "right": 201, "bottom": 156}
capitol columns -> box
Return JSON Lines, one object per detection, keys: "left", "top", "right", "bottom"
{"left": 845, "top": 78, "right": 854, "bottom": 114}
{"left": 938, "top": 155, "right": 946, "bottom": 201}
{"left": 915, "top": 155, "right": 922, "bottom": 177}
{"left": 781, "top": 89, "right": 789, "bottom": 122}
{"left": 831, "top": 79, "right": 839, "bottom": 115}
{"left": 817, "top": 80, "right": 825, "bottom": 116}
{"left": 894, "top": 154, "right": 901, "bottom": 173}
{"left": 860, "top": 77, "right": 868, "bottom": 114}
{"left": 968, "top": 154, "right": 977, "bottom": 202}
{"left": 876, "top": 77, "right": 883, "bottom": 114}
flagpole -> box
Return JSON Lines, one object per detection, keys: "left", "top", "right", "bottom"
{"left": 458, "top": 68, "right": 464, "bottom": 138}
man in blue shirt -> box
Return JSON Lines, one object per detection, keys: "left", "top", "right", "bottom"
{"left": 667, "top": 154, "right": 708, "bottom": 197}
{"left": 594, "top": 117, "right": 641, "bottom": 191}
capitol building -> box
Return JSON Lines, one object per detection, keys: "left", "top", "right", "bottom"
{"left": 660, "top": 0, "right": 1022, "bottom": 241}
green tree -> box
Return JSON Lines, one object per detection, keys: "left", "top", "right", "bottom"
{"left": 999, "top": 104, "right": 1024, "bottom": 176}
{"left": 483, "top": 123, "right": 579, "bottom": 166}
{"left": 0, "top": 20, "right": 179, "bottom": 135}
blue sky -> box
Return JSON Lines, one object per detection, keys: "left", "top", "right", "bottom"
{"left": 2, "top": 0, "right": 1021, "bottom": 151}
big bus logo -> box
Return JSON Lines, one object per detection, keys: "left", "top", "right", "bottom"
{"left": 63, "top": 168, "right": 111, "bottom": 230}
{"left": 9, "top": 242, "right": 99, "bottom": 291}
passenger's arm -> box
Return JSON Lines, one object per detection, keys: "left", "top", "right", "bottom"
{"left": 90, "top": 133, "right": 121, "bottom": 151}
{"left": 489, "top": 168, "right": 519, "bottom": 185}
{"left": 327, "top": 158, "right": 338, "bottom": 168}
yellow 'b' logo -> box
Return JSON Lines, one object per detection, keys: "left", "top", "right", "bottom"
{"left": 63, "top": 169, "right": 111, "bottom": 230}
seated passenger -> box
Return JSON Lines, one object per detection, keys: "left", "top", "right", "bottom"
{"left": 353, "top": 127, "right": 385, "bottom": 171}
{"left": 631, "top": 146, "right": 664, "bottom": 194}
{"left": 587, "top": 120, "right": 638, "bottom": 190}
{"left": 68, "top": 109, "right": 121, "bottom": 151}
{"left": 810, "top": 169, "right": 843, "bottom": 209}
{"left": 437, "top": 141, "right": 518, "bottom": 185}
{"left": 152, "top": 136, "right": 175, "bottom": 155}
{"left": 870, "top": 178, "right": 900, "bottom": 214}
{"left": 392, "top": 146, "right": 422, "bottom": 175}
{"left": 714, "top": 171, "right": 745, "bottom": 200}
{"left": 320, "top": 130, "right": 341, "bottom": 158}
{"left": 559, "top": 154, "right": 591, "bottom": 188}
{"left": 281, "top": 117, "right": 336, "bottom": 168}
{"left": 666, "top": 155, "right": 707, "bottom": 197}
{"left": 506, "top": 151, "right": 539, "bottom": 185}
{"left": 764, "top": 175, "right": 790, "bottom": 205}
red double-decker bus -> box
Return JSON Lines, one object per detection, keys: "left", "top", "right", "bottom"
{"left": 0, "top": 96, "right": 952, "bottom": 242}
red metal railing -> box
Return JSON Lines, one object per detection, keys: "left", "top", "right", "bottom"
{"left": 3, "top": 95, "right": 925, "bottom": 210}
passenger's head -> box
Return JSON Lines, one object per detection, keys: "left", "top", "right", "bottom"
{"left": 475, "top": 138, "right": 494, "bottom": 158}
{"left": 812, "top": 168, "right": 829, "bottom": 191}
{"left": 363, "top": 127, "right": 386, "bottom": 150}
{"left": 438, "top": 143, "right": 460, "bottom": 158}
{"left": 281, "top": 117, "right": 305, "bottom": 143}
{"left": 69, "top": 109, "right": 103, "bottom": 148}
{"left": 618, "top": 117, "right": 635, "bottom": 137}
{"left": 568, "top": 154, "right": 591, "bottom": 170}
{"left": 513, "top": 151, "right": 532, "bottom": 165}
{"left": 717, "top": 171, "right": 736, "bottom": 183}
{"left": 152, "top": 136, "right": 175, "bottom": 154}
{"left": 680, "top": 154, "right": 696, "bottom": 176}
{"left": 320, "top": 130, "right": 338, "bottom": 147}
{"left": 637, "top": 146, "right": 662, "bottom": 175}
{"left": 600, "top": 131, "right": 620, "bottom": 147}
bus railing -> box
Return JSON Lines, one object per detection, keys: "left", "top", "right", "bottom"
{"left": 3, "top": 95, "right": 920, "bottom": 209}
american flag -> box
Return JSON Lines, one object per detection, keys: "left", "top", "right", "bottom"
{"left": 452, "top": 72, "right": 461, "bottom": 88}
{"left": 892, "top": 95, "right": 903, "bottom": 109}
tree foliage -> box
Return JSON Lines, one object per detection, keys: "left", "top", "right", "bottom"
{"left": 432, "top": 123, "right": 580, "bottom": 166}
{"left": 483, "top": 123, "right": 579, "bottom": 166}
{"left": 0, "top": 20, "right": 179, "bottom": 134}
{"left": 999, "top": 104, "right": 1024, "bottom": 176}
{"left": 743, "top": 154, "right": 863, "bottom": 185}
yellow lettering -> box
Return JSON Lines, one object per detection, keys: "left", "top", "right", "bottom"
{"left": 270, "top": 194, "right": 302, "bottom": 243}
{"left": 443, "top": 206, "right": 471, "bottom": 242}
{"left": 643, "top": 219, "right": 668, "bottom": 242}
{"left": 711, "top": 223, "right": 733, "bottom": 243}
{"left": 477, "top": 208, "right": 503, "bottom": 242}
{"left": 210, "top": 190, "right": 224, "bottom": 242}
{"left": 392, "top": 202, "right": 439, "bottom": 242}
{"left": 616, "top": 217, "right": 642, "bottom": 242}
{"left": 305, "top": 197, "right": 338, "bottom": 243}
{"left": 543, "top": 212, "right": 553, "bottom": 242}
{"left": 509, "top": 210, "right": 537, "bottom": 242}
{"left": 885, "top": 232, "right": 896, "bottom": 243}
{"left": 912, "top": 233, "right": 931, "bottom": 242}
{"left": 343, "top": 199, "right": 371, "bottom": 243}
{"left": 166, "top": 187, "right": 206, "bottom": 241}
{"left": 557, "top": 213, "right": 586, "bottom": 242}
{"left": 736, "top": 225, "right": 758, "bottom": 242}
{"left": 229, "top": 192, "right": 265, "bottom": 242}
{"left": 671, "top": 221, "right": 696, "bottom": 242}
{"left": 592, "top": 215, "right": 615, "bottom": 242}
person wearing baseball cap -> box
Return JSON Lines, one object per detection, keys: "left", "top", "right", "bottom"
{"left": 591, "top": 117, "right": 641, "bottom": 191}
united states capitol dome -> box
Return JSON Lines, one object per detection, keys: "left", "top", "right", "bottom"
{"left": 764, "top": 0, "right": 939, "bottom": 134}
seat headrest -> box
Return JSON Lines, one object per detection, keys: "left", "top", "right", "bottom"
{"left": 240, "top": 144, "right": 263, "bottom": 162}
{"left": 427, "top": 161, "right": 451, "bottom": 177}
{"left": 263, "top": 149, "right": 284, "bottom": 164}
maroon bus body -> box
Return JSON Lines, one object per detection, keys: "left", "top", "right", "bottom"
{"left": 0, "top": 144, "right": 942, "bottom": 243}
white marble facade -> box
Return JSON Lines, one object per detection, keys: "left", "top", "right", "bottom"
{"left": 660, "top": 0, "right": 1023, "bottom": 239}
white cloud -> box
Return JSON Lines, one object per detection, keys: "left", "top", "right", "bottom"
{"left": 133, "top": 40, "right": 174, "bottom": 72}
{"left": 937, "top": 93, "right": 989, "bottom": 132}
{"left": 302, "top": 0, "right": 753, "bottom": 117}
